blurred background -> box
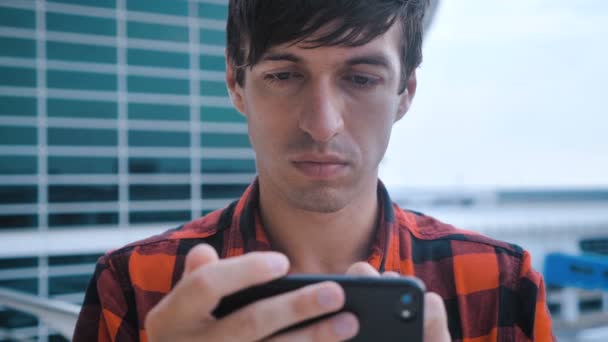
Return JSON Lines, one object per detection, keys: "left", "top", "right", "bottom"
{"left": 0, "top": 0, "right": 606, "bottom": 341}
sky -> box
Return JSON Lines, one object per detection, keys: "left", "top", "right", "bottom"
{"left": 380, "top": 0, "right": 608, "bottom": 189}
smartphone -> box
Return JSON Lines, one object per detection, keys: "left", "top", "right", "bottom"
{"left": 212, "top": 274, "right": 425, "bottom": 341}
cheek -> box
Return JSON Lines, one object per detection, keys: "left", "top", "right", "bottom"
{"left": 358, "top": 122, "right": 393, "bottom": 166}
{"left": 347, "top": 99, "right": 397, "bottom": 161}
{"left": 243, "top": 91, "right": 294, "bottom": 152}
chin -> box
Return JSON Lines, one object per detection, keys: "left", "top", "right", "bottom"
{"left": 289, "top": 187, "right": 349, "bottom": 213}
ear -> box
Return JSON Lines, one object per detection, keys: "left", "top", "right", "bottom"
{"left": 395, "top": 70, "right": 417, "bottom": 122}
{"left": 225, "top": 49, "right": 247, "bottom": 116}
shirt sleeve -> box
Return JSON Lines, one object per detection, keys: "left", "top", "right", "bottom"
{"left": 73, "top": 254, "right": 139, "bottom": 341}
{"left": 517, "top": 250, "right": 556, "bottom": 341}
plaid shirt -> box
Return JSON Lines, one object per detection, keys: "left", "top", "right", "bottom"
{"left": 74, "top": 180, "right": 555, "bottom": 341}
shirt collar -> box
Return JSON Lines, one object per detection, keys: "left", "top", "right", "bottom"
{"left": 222, "top": 178, "right": 401, "bottom": 273}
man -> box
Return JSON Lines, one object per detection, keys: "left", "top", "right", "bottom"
{"left": 74, "top": 1, "right": 555, "bottom": 341}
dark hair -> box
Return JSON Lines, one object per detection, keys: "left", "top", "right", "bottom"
{"left": 227, "top": 0, "right": 428, "bottom": 94}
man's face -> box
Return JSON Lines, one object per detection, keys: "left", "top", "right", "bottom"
{"left": 227, "top": 23, "right": 416, "bottom": 213}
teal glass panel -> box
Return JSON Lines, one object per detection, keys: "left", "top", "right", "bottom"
{"left": 48, "top": 156, "right": 118, "bottom": 174}
{"left": 200, "top": 29, "right": 225, "bottom": 45}
{"left": 49, "top": 274, "right": 92, "bottom": 295}
{"left": 128, "top": 103, "right": 189, "bottom": 121}
{"left": 200, "top": 132, "right": 250, "bottom": 147}
{"left": 0, "top": 214, "right": 38, "bottom": 230}
{"left": 198, "top": 3, "right": 227, "bottom": 20}
{"left": 129, "top": 210, "right": 190, "bottom": 224}
{"left": 0, "top": 310, "right": 37, "bottom": 331}
{"left": 0, "top": 7, "right": 35, "bottom": 29}
{"left": 129, "top": 184, "right": 190, "bottom": 201}
{"left": 127, "top": 0, "right": 188, "bottom": 16}
{"left": 200, "top": 80, "right": 228, "bottom": 97}
{"left": 127, "top": 21, "right": 188, "bottom": 42}
{"left": 128, "top": 130, "right": 189, "bottom": 147}
{"left": 127, "top": 48, "right": 189, "bottom": 69}
{"left": 0, "top": 279, "right": 38, "bottom": 295}
{"left": 0, "top": 155, "right": 37, "bottom": 174}
{"left": 201, "top": 159, "right": 256, "bottom": 173}
{"left": 48, "top": 128, "right": 117, "bottom": 146}
{"left": 201, "top": 184, "right": 247, "bottom": 199}
{"left": 200, "top": 106, "right": 244, "bottom": 123}
{"left": 49, "top": 185, "right": 118, "bottom": 202}
{"left": 200, "top": 54, "right": 225, "bottom": 71}
{"left": 129, "top": 157, "right": 190, "bottom": 174}
{"left": 0, "top": 186, "right": 37, "bottom": 204}
{"left": 48, "top": 0, "right": 116, "bottom": 8}
{"left": 0, "top": 37, "right": 35, "bottom": 58}
{"left": 47, "top": 41, "right": 117, "bottom": 64}
{"left": 0, "top": 126, "right": 37, "bottom": 145}
{"left": 0, "top": 96, "right": 36, "bottom": 116}
{"left": 47, "top": 70, "right": 117, "bottom": 91}
{"left": 49, "top": 333, "right": 70, "bottom": 341}
{"left": 127, "top": 75, "right": 189, "bottom": 95}
{"left": 46, "top": 12, "right": 116, "bottom": 36}
{"left": 49, "top": 212, "right": 118, "bottom": 228}
{"left": 0, "top": 257, "right": 38, "bottom": 269}
{"left": 0, "top": 66, "right": 36, "bottom": 87}
{"left": 47, "top": 99, "right": 117, "bottom": 119}
{"left": 49, "top": 254, "right": 101, "bottom": 266}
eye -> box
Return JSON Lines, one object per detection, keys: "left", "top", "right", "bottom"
{"left": 264, "top": 72, "right": 302, "bottom": 83}
{"left": 345, "top": 74, "right": 380, "bottom": 88}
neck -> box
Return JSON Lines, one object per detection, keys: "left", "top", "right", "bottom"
{"left": 258, "top": 178, "right": 379, "bottom": 274}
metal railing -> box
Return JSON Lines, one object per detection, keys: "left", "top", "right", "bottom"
{"left": 2, "top": 286, "right": 608, "bottom": 341}
{"left": 0, "top": 287, "right": 80, "bottom": 340}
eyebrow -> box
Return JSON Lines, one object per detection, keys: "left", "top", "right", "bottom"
{"left": 261, "top": 52, "right": 301, "bottom": 63}
{"left": 259, "top": 52, "right": 393, "bottom": 71}
{"left": 345, "top": 54, "right": 391, "bottom": 70}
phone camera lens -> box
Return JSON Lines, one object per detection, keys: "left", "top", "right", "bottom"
{"left": 400, "top": 309, "right": 413, "bottom": 320}
{"left": 394, "top": 293, "right": 417, "bottom": 322}
{"left": 400, "top": 294, "right": 413, "bottom": 305}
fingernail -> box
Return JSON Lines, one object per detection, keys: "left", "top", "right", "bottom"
{"left": 267, "top": 255, "right": 288, "bottom": 275}
{"left": 317, "top": 287, "right": 340, "bottom": 309}
{"left": 332, "top": 314, "right": 357, "bottom": 338}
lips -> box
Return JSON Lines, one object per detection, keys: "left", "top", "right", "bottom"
{"left": 290, "top": 154, "right": 349, "bottom": 179}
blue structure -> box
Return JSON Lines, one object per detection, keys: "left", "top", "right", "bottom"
{"left": 544, "top": 252, "right": 608, "bottom": 290}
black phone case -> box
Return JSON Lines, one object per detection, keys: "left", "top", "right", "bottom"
{"left": 213, "top": 275, "right": 425, "bottom": 342}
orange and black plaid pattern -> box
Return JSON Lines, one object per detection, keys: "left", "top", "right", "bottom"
{"left": 74, "top": 180, "right": 555, "bottom": 341}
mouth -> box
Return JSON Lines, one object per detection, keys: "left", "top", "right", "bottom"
{"left": 289, "top": 154, "right": 350, "bottom": 179}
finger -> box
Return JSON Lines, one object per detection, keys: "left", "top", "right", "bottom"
{"left": 151, "top": 252, "right": 290, "bottom": 331}
{"left": 423, "top": 292, "right": 451, "bottom": 342}
{"left": 382, "top": 271, "right": 400, "bottom": 278}
{"left": 184, "top": 244, "right": 219, "bottom": 274}
{"left": 345, "top": 262, "right": 379, "bottom": 276}
{"left": 267, "top": 312, "right": 359, "bottom": 342}
{"left": 209, "top": 281, "right": 348, "bottom": 342}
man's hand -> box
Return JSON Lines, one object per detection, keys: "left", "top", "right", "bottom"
{"left": 144, "top": 244, "right": 359, "bottom": 342}
{"left": 345, "top": 262, "right": 451, "bottom": 342}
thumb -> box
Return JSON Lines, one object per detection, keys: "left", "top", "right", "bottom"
{"left": 424, "top": 292, "right": 451, "bottom": 342}
{"left": 184, "top": 244, "right": 219, "bottom": 275}
{"left": 345, "top": 262, "right": 380, "bottom": 276}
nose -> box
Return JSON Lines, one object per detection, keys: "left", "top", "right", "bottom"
{"left": 298, "top": 78, "right": 345, "bottom": 143}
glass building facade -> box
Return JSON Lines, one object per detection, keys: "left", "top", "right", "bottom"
{"left": 0, "top": 1, "right": 254, "bottom": 340}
